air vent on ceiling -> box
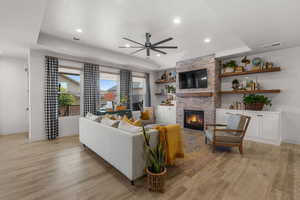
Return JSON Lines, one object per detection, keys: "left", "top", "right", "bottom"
{"left": 261, "top": 42, "right": 281, "bottom": 48}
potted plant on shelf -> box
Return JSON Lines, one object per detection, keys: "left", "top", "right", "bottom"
{"left": 243, "top": 94, "right": 272, "bottom": 111}
{"left": 223, "top": 60, "right": 237, "bottom": 73}
{"left": 142, "top": 127, "right": 166, "bottom": 193}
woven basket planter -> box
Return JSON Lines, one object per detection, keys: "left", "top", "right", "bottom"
{"left": 245, "top": 103, "right": 264, "bottom": 111}
{"left": 146, "top": 168, "right": 167, "bottom": 193}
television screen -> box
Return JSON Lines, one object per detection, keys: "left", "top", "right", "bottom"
{"left": 179, "top": 69, "right": 208, "bottom": 89}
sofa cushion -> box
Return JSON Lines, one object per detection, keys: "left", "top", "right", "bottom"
{"left": 118, "top": 120, "right": 142, "bottom": 133}
{"left": 101, "top": 117, "right": 119, "bottom": 128}
{"left": 141, "top": 110, "right": 150, "bottom": 120}
{"left": 85, "top": 112, "right": 101, "bottom": 122}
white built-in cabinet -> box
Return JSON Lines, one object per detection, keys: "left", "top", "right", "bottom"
{"left": 216, "top": 109, "right": 282, "bottom": 145}
{"left": 156, "top": 105, "right": 176, "bottom": 124}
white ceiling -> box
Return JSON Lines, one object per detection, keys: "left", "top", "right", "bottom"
{"left": 0, "top": 0, "right": 48, "bottom": 58}
{"left": 1, "top": 0, "right": 300, "bottom": 69}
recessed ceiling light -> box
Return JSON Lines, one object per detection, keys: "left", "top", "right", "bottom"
{"left": 76, "top": 28, "right": 82, "bottom": 33}
{"left": 173, "top": 17, "right": 181, "bottom": 24}
{"left": 156, "top": 54, "right": 161, "bottom": 57}
{"left": 204, "top": 38, "right": 211, "bottom": 43}
{"left": 125, "top": 44, "right": 130, "bottom": 48}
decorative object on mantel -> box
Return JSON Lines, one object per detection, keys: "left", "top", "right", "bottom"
{"left": 241, "top": 56, "right": 251, "bottom": 71}
{"left": 142, "top": 126, "right": 166, "bottom": 193}
{"left": 220, "top": 89, "right": 280, "bottom": 94}
{"left": 265, "top": 62, "right": 274, "bottom": 69}
{"left": 252, "top": 57, "right": 263, "bottom": 71}
{"left": 232, "top": 79, "right": 240, "bottom": 90}
{"left": 165, "top": 85, "right": 176, "bottom": 94}
{"left": 222, "top": 60, "right": 237, "bottom": 73}
{"left": 220, "top": 67, "right": 281, "bottom": 78}
{"left": 243, "top": 94, "right": 272, "bottom": 111}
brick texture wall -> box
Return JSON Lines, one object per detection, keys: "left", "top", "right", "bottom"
{"left": 176, "top": 55, "right": 221, "bottom": 130}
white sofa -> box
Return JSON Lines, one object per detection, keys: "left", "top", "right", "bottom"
{"left": 79, "top": 117, "right": 159, "bottom": 183}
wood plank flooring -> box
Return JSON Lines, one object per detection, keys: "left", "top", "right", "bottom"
{"left": 0, "top": 132, "right": 299, "bottom": 200}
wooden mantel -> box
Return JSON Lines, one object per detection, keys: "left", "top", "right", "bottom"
{"left": 176, "top": 92, "right": 213, "bottom": 97}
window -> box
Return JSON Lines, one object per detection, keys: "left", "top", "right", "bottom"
{"left": 132, "top": 75, "right": 146, "bottom": 111}
{"left": 58, "top": 67, "right": 81, "bottom": 117}
{"left": 99, "top": 72, "right": 119, "bottom": 110}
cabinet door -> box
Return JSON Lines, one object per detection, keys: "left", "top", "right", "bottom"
{"left": 244, "top": 113, "right": 260, "bottom": 139}
{"left": 156, "top": 106, "right": 163, "bottom": 123}
{"left": 260, "top": 113, "right": 280, "bottom": 141}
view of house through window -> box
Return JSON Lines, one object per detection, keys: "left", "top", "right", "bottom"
{"left": 99, "top": 72, "right": 119, "bottom": 110}
{"left": 58, "top": 67, "right": 81, "bottom": 117}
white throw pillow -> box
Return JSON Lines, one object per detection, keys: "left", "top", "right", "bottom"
{"left": 101, "top": 117, "right": 119, "bottom": 128}
{"left": 85, "top": 112, "right": 101, "bottom": 122}
{"left": 118, "top": 120, "right": 142, "bottom": 133}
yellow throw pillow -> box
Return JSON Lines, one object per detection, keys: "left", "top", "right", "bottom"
{"left": 141, "top": 110, "right": 150, "bottom": 120}
{"left": 123, "top": 115, "right": 141, "bottom": 127}
{"left": 132, "top": 120, "right": 142, "bottom": 127}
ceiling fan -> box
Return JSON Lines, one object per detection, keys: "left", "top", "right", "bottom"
{"left": 119, "top": 32, "right": 178, "bottom": 56}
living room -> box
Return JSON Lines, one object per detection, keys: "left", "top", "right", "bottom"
{"left": 1, "top": 0, "right": 300, "bottom": 199}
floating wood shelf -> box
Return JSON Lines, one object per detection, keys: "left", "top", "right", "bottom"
{"left": 176, "top": 92, "right": 213, "bottom": 97}
{"left": 220, "top": 67, "right": 281, "bottom": 78}
{"left": 220, "top": 89, "right": 281, "bottom": 94}
{"left": 155, "top": 79, "right": 176, "bottom": 84}
{"left": 155, "top": 93, "right": 164, "bottom": 96}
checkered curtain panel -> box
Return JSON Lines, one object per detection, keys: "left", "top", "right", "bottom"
{"left": 44, "top": 56, "right": 59, "bottom": 140}
{"left": 145, "top": 73, "right": 151, "bottom": 107}
{"left": 120, "top": 69, "right": 132, "bottom": 109}
{"left": 83, "top": 63, "right": 100, "bottom": 116}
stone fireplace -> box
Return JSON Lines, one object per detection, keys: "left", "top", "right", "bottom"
{"left": 176, "top": 55, "right": 220, "bottom": 131}
{"left": 184, "top": 110, "right": 204, "bottom": 130}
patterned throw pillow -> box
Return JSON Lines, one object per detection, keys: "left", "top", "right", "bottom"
{"left": 118, "top": 120, "right": 142, "bottom": 133}
{"left": 101, "top": 117, "right": 119, "bottom": 128}
{"left": 122, "top": 115, "right": 142, "bottom": 127}
{"left": 85, "top": 112, "right": 101, "bottom": 122}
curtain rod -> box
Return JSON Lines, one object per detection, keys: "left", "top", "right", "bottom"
{"left": 56, "top": 57, "right": 137, "bottom": 71}
{"left": 59, "top": 64, "right": 146, "bottom": 78}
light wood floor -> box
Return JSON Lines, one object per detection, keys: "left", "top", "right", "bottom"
{"left": 0, "top": 133, "right": 299, "bottom": 200}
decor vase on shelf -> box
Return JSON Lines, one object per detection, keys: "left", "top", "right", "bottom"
{"left": 222, "top": 60, "right": 237, "bottom": 73}
{"left": 143, "top": 127, "right": 166, "bottom": 193}
{"left": 243, "top": 94, "right": 272, "bottom": 111}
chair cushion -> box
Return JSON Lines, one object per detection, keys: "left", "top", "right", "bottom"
{"left": 226, "top": 114, "right": 243, "bottom": 136}
{"left": 205, "top": 129, "right": 242, "bottom": 143}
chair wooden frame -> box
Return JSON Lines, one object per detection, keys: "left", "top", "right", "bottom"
{"left": 205, "top": 115, "right": 251, "bottom": 154}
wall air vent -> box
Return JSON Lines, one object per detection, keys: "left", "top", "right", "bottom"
{"left": 261, "top": 42, "right": 281, "bottom": 48}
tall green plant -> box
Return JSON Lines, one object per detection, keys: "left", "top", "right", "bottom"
{"left": 142, "top": 126, "right": 166, "bottom": 173}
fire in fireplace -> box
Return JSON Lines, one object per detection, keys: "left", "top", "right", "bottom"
{"left": 184, "top": 110, "right": 204, "bottom": 131}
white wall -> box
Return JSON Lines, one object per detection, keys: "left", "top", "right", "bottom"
{"left": 0, "top": 57, "right": 28, "bottom": 134}
{"left": 29, "top": 50, "right": 81, "bottom": 141}
{"left": 221, "top": 46, "right": 300, "bottom": 144}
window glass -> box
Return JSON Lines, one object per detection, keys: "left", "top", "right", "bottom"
{"left": 132, "top": 76, "right": 146, "bottom": 111}
{"left": 99, "top": 73, "right": 119, "bottom": 110}
{"left": 58, "top": 69, "right": 81, "bottom": 117}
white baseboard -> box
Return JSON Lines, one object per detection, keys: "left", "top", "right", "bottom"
{"left": 282, "top": 139, "right": 300, "bottom": 145}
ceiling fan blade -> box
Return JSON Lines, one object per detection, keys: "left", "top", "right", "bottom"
{"left": 153, "top": 46, "right": 178, "bottom": 49}
{"left": 122, "top": 37, "right": 144, "bottom": 46}
{"left": 152, "top": 37, "right": 173, "bottom": 46}
{"left": 118, "top": 46, "right": 145, "bottom": 48}
{"left": 130, "top": 47, "right": 146, "bottom": 55}
{"left": 147, "top": 48, "right": 150, "bottom": 56}
{"left": 151, "top": 48, "right": 167, "bottom": 55}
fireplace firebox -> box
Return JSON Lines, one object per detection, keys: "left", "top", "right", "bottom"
{"left": 184, "top": 110, "right": 204, "bottom": 131}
